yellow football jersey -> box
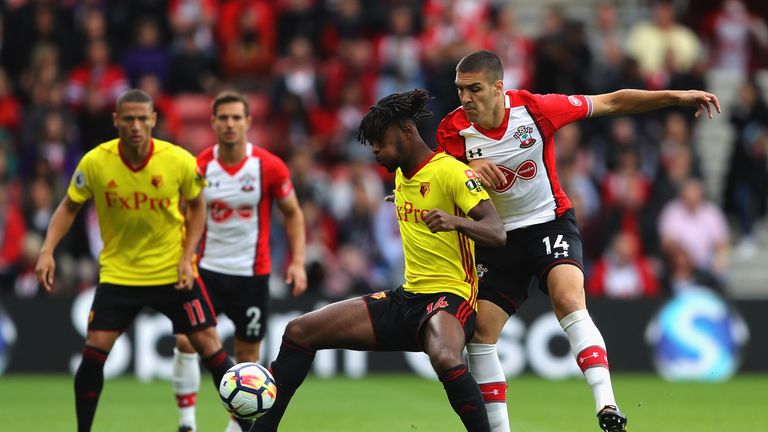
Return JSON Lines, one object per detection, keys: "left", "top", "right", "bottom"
{"left": 394, "top": 152, "right": 490, "bottom": 308}
{"left": 67, "top": 138, "right": 204, "bottom": 285}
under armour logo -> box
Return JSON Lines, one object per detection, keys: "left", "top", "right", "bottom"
{"left": 554, "top": 251, "right": 569, "bottom": 258}
{"left": 579, "top": 352, "right": 600, "bottom": 364}
{"left": 466, "top": 148, "right": 483, "bottom": 159}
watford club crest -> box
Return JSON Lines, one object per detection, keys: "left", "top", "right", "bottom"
{"left": 151, "top": 175, "right": 163, "bottom": 188}
{"left": 419, "top": 182, "right": 430, "bottom": 198}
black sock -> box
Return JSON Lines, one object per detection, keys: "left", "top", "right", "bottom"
{"left": 439, "top": 364, "right": 491, "bottom": 432}
{"left": 250, "top": 337, "right": 316, "bottom": 432}
{"left": 74, "top": 345, "right": 109, "bottom": 432}
{"left": 202, "top": 349, "right": 252, "bottom": 430}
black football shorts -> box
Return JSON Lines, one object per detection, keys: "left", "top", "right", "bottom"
{"left": 476, "top": 209, "right": 585, "bottom": 315}
{"left": 364, "top": 286, "right": 476, "bottom": 352}
{"left": 88, "top": 280, "right": 217, "bottom": 334}
{"left": 199, "top": 268, "right": 270, "bottom": 341}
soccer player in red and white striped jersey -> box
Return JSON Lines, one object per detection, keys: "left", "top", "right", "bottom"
{"left": 438, "top": 50, "right": 720, "bottom": 432}
{"left": 173, "top": 91, "right": 307, "bottom": 432}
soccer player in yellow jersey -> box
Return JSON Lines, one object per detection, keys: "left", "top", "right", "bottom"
{"left": 34, "top": 89, "right": 248, "bottom": 432}
{"left": 249, "top": 89, "right": 505, "bottom": 432}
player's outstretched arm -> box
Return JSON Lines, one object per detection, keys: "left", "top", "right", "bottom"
{"left": 35, "top": 196, "right": 83, "bottom": 292}
{"left": 590, "top": 89, "right": 721, "bottom": 119}
{"left": 177, "top": 193, "right": 205, "bottom": 290}
{"left": 277, "top": 192, "right": 308, "bottom": 297}
{"left": 424, "top": 199, "right": 506, "bottom": 247}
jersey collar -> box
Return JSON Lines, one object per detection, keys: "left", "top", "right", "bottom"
{"left": 473, "top": 102, "right": 510, "bottom": 141}
{"left": 403, "top": 150, "right": 442, "bottom": 179}
{"left": 118, "top": 138, "right": 154, "bottom": 172}
{"left": 214, "top": 142, "right": 252, "bottom": 176}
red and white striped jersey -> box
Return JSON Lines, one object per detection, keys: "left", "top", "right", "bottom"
{"left": 196, "top": 143, "right": 294, "bottom": 276}
{"left": 437, "top": 89, "right": 592, "bottom": 231}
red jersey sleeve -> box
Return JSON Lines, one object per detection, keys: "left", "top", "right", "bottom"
{"left": 258, "top": 150, "right": 293, "bottom": 201}
{"left": 196, "top": 147, "right": 215, "bottom": 172}
{"left": 515, "top": 90, "right": 592, "bottom": 131}
{"left": 436, "top": 108, "right": 471, "bottom": 163}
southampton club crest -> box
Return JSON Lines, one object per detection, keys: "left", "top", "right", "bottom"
{"left": 476, "top": 264, "right": 488, "bottom": 281}
{"left": 513, "top": 125, "right": 536, "bottom": 148}
{"left": 240, "top": 174, "right": 256, "bottom": 192}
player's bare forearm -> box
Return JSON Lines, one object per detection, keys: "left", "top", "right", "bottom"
{"left": 36, "top": 196, "right": 83, "bottom": 291}
{"left": 591, "top": 89, "right": 720, "bottom": 119}
{"left": 425, "top": 200, "right": 505, "bottom": 246}
{"left": 279, "top": 193, "right": 308, "bottom": 295}
{"left": 460, "top": 199, "right": 506, "bottom": 247}
{"left": 40, "top": 196, "right": 82, "bottom": 255}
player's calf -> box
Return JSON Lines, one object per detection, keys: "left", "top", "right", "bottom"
{"left": 439, "top": 364, "right": 491, "bottom": 432}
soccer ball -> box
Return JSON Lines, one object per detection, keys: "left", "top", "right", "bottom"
{"left": 219, "top": 362, "right": 277, "bottom": 419}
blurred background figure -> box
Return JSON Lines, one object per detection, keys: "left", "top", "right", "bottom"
{"left": 723, "top": 79, "right": 768, "bottom": 258}
{"left": 660, "top": 241, "right": 723, "bottom": 296}
{"left": 626, "top": 0, "right": 701, "bottom": 89}
{"left": 0, "top": 179, "right": 26, "bottom": 290}
{"left": 587, "top": 231, "right": 660, "bottom": 299}
{"left": 700, "top": 0, "right": 768, "bottom": 77}
{"left": 659, "top": 178, "right": 730, "bottom": 280}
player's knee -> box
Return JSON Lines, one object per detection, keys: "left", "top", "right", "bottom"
{"left": 186, "top": 326, "right": 222, "bottom": 357}
{"left": 550, "top": 292, "right": 586, "bottom": 320}
{"left": 284, "top": 316, "right": 312, "bottom": 347}
{"left": 175, "top": 335, "right": 195, "bottom": 353}
{"left": 471, "top": 325, "right": 500, "bottom": 344}
{"left": 471, "top": 318, "right": 504, "bottom": 344}
{"left": 429, "top": 348, "right": 464, "bottom": 375}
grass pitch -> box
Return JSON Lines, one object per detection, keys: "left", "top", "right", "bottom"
{"left": 1, "top": 373, "right": 766, "bottom": 431}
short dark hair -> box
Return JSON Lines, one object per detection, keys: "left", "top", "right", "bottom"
{"left": 356, "top": 89, "right": 432, "bottom": 146}
{"left": 212, "top": 91, "right": 250, "bottom": 116}
{"left": 116, "top": 89, "right": 154, "bottom": 110}
{"left": 456, "top": 50, "right": 503, "bottom": 83}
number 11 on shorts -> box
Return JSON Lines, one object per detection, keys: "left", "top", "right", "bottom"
{"left": 542, "top": 234, "right": 570, "bottom": 258}
{"left": 183, "top": 299, "right": 206, "bottom": 325}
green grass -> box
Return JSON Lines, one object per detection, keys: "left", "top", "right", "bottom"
{"left": 1, "top": 373, "right": 766, "bottom": 431}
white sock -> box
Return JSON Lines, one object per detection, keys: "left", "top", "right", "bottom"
{"left": 559, "top": 310, "right": 618, "bottom": 412}
{"left": 467, "top": 343, "right": 511, "bottom": 432}
{"left": 224, "top": 417, "right": 242, "bottom": 432}
{"left": 173, "top": 347, "right": 200, "bottom": 430}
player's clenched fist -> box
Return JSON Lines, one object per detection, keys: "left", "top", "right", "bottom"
{"left": 424, "top": 209, "right": 459, "bottom": 233}
{"left": 468, "top": 159, "right": 505, "bottom": 189}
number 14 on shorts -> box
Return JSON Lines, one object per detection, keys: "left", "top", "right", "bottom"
{"left": 542, "top": 235, "right": 569, "bottom": 258}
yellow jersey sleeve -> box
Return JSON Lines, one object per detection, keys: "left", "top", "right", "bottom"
{"left": 67, "top": 152, "right": 95, "bottom": 204}
{"left": 179, "top": 149, "right": 205, "bottom": 200}
{"left": 440, "top": 158, "right": 490, "bottom": 216}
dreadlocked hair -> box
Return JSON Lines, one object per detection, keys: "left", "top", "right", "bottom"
{"left": 356, "top": 89, "right": 432, "bottom": 145}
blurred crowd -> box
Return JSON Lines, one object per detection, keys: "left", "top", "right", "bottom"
{"left": 0, "top": 0, "right": 767, "bottom": 301}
